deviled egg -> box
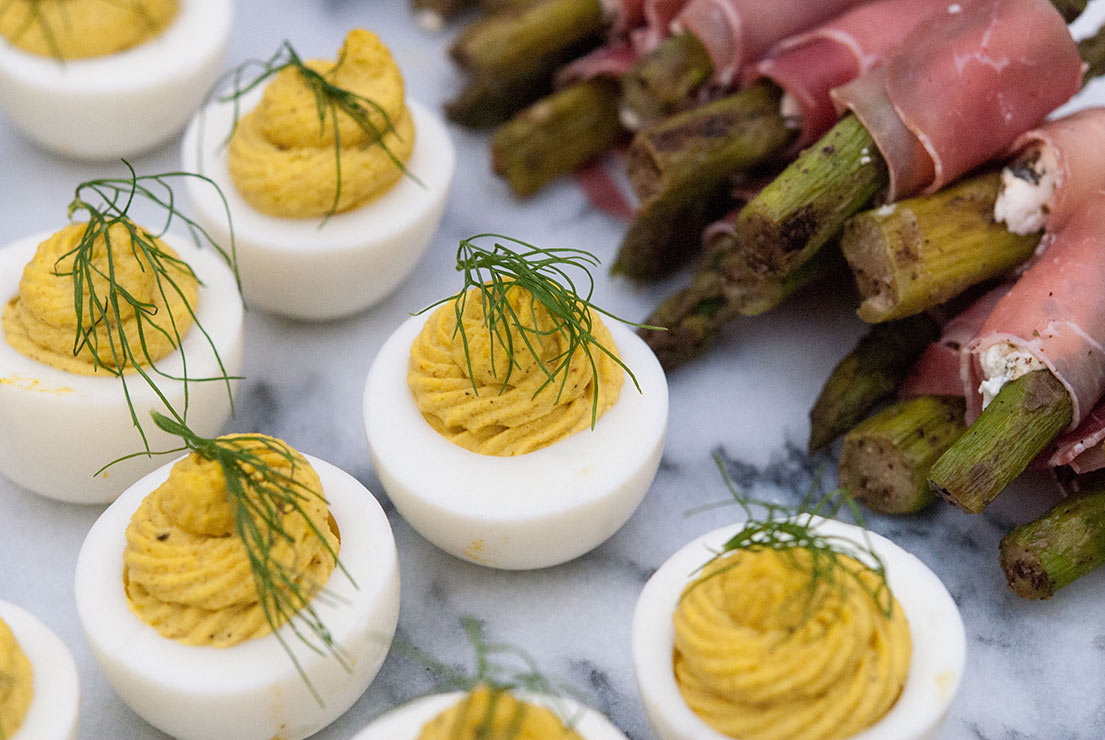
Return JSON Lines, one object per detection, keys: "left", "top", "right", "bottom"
{"left": 632, "top": 518, "right": 966, "bottom": 740}
{"left": 75, "top": 432, "right": 400, "bottom": 740}
{"left": 182, "top": 29, "right": 454, "bottom": 320}
{"left": 0, "top": 0, "right": 231, "bottom": 159}
{"left": 351, "top": 686, "right": 630, "bottom": 740}
{"left": 0, "top": 600, "right": 80, "bottom": 740}
{"left": 364, "top": 237, "right": 668, "bottom": 570}
{"left": 0, "top": 218, "right": 243, "bottom": 504}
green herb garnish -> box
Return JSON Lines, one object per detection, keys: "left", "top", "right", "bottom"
{"left": 418, "top": 234, "right": 662, "bottom": 428}
{"left": 206, "top": 38, "right": 422, "bottom": 222}
{"left": 145, "top": 411, "right": 352, "bottom": 705}
{"left": 690, "top": 451, "right": 892, "bottom": 620}
{"left": 395, "top": 617, "right": 584, "bottom": 738}
{"left": 60, "top": 163, "right": 239, "bottom": 451}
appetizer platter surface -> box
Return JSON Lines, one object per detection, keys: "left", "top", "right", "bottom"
{"left": 1, "top": 1, "right": 1105, "bottom": 739}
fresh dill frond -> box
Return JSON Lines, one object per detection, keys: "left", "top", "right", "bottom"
{"left": 205, "top": 38, "right": 422, "bottom": 223}
{"left": 394, "top": 617, "right": 585, "bottom": 739}
{"left": 417, "top": 234, "right": 663, "bottom": 428}
{"left": 150, "top": 411, "right": 353, "bottom": 705}
{"left": 690, "top": 451, "right": 893, "bottom": 621}
{"left": 59, "top": 162, "right": 239, "bottom": 452}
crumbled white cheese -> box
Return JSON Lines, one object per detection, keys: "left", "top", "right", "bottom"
{"left": 859, "top": 156, "right": 872, "bottom": 165}
{"left": 619, "top": 106, "right": 642, "bottom": 133}
{"left": 978, "top": 343, "right": 1047, "bottom": 407}
{"left": 994, "top": 144, "right": 1058, "bottom": 235}
{"left": 414, "top": 9, "right": 445, "bottom": 33}
{"left": 779, "top": 93, "right": 803, "bottom": 128}
{"left": 875, "top": 203, "right": 897, "bottom": 216}
{"left": 948, "top": 3, "right": 962, "bottom": 13}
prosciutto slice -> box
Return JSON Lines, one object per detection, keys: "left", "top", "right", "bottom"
{"left": 743, "top": 0, "right": 950, "bottom": 150}
{"left": 963, "top": 193, "right": 1105, "bottom": 434}
{"left": 1005, "top": 108, "right": 1105, "bottom": 233}
{"left": 670, "top": 0, "right": 870, "bottom": 85}
{"left": 560, "top": 0, "right": 687, "bottom": 83}
{"left": 898, "top": 286, "right": 1008, "bottom": 399}
{"left": 831, "top": 0, "right": 1082, "bottom": 202}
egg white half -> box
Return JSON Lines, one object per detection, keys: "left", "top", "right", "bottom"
{"left": 632, "top": 519, "right": 967, "bottom": 740}
{"left": 181, "top": 88, "right": 455, "bottom": 320}
{"left": 349, "top": 690, "right": 629, "bottom": 740}
{"left": 0, "top": 0, "right": 232, "bottom": 159}
{"left": 0, "top": 600, "right": 80, "bottom": 740}
{"left": 75, "top": 452, "right": 401, "bottom": 740}
{"left": 0, "top": 231, "right": 244, "bottom": 504}
{"left": 364, "top": 315, "right": 669, "bottom": 570}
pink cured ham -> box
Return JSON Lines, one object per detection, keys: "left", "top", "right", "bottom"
{"left": 831, "top": 0, "right": 1082, "bottom": 202}
{"left": 963, "top": 193, "right": 1105, "bottom": 435}
{"left": 743, "top": 0, "right": 951, "bottom": 150}
{"left": 1006, "top": 108, "right": 1105, "bottom": 233}
{"left": 670, "top": 0, "right": 870, "bottom": 85}
{"left": 898, "top": 286, "right": 1009, "bottom": 399}
{"left": 1052, "top": 401, "right": 1105, "bottom": 473}
{"left": 559, "top": 0, "right": 687, "bottom": 83}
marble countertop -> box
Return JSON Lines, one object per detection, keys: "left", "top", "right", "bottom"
{"left": 1, "top": 1, "right": 1104, "bottom": 739}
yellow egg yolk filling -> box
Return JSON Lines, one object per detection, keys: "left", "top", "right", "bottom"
{"left": 673, "top": 548, "right": 911, "bottom": 740}
{"left": 0, "top": 0, "right": 178, "bottom": 59}
{"left": 2, "top": 221, "right": 199, "bottom": 375}
{"left": 0, "top": 618, "right": 32, "bottom": 739}
{"left": 122, "top": 435, "right": 339, "bottom": 647}
{"left": 228, "top": 28, "right": 415, "bottom": 219}
{"left": 408, "top": 286, "right": 625, "bottom": 456}
{"left": 416, "top": 685, "right": 584, "bottom": 740}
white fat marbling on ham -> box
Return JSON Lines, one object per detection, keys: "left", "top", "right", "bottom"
{"left": 743, "top": 0, "right": 949, "bottom": 149}
{"left": 832, "top": 0, "right": 1082, "bottom": 202}
{"left": 963, "top": 193, "right": 1105, "bottom": 433}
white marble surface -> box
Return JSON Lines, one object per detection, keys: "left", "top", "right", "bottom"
{"left": 1, "top": 1, "right": 1104, "bottom": 739}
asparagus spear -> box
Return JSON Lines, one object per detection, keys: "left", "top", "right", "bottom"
{"left": 929, "top": 370, "right": 1073, "bottom": 514}
{"left": 491, "top": 79, "right": 624, "bottom": 198}
{"left": 733, "top": 12, "right": 1100, "bottom": 280}
{"left": 615, "top": 83, "right": 796, "bottom": 279}
{"left": 638, "top": 227, "right": 843, "bottom": 369}
{"left": 839, "top": 395, "right": 966, "bottom": 514}
{"left": 843, "top": 171, "right": 1040, "bottom": 323}
{"left": 449, "top": 0, "right": 604, "bottom": 72}
{"left": 447, "top": 0, "right": 605, "bottom": 127}
{"left": 413, "top": 0, "right": 533, "bottom": 31}
{"left": 807, "top": 313, "right": 940, "bottom": 453}
{"left": 1000, "top": 489, "right": 1105, "bottom": 599}
{"left": 619, "top": 32, "right": 714, "bottom": 131}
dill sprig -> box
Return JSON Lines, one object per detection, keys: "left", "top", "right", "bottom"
{"left": 205, "top": 38, "right": 423, "bottom": 223}
{"left": 417, "top": 234, "right": 663, "bottom": 428}
{"left": 60, "top": 163, "right": 239, "bottom": 452}
{"left": 395, "top": 617, "right": 585, "bottom": 739}
{"left": 691, "top": 452, "right": 893, "bottom": 621}
{"left": 0, "top": 0, "right": 163, "bottom": 62}
{"left": 149, "top": 411, "right": 353, "bottom": 705}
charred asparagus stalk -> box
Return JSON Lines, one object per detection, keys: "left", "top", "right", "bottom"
{"left": 619, "top": 32, "right": 714, "bottom": 131}
{"left": 491, "top": 79, "right": 624, "bottom": 197}
{"left": 733, "top": 14, "right": 1103, "bottom": 280}
{"left": 638, "top": 227, "right": 843, "bottom": 369}
{"left": 807, "top": 313, "right": 940, "bottom": 453}
{"left": 734, "top": 114, "right": 887, "bottom": 276}
{"left": 929, "top": 370, "right": 1073, "bottom": 514}
{"left": 839, "top": 395, "right": 966, "bottom": 514}
{"left": 1000, "top": 489, "right": 1105, "bottom": 599}
{"left": 843, "top": 171, "right": 1040, "bottom": 323}
{"left": 615, "top": 83, "right": 796, "bottom": 279}
{"left": 447, "top": 0, "right": 605, "bottom": 127}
